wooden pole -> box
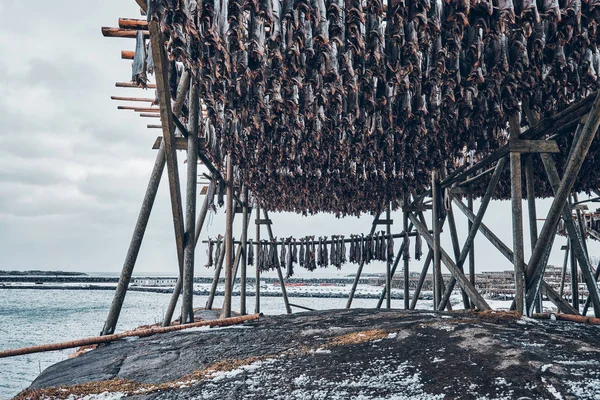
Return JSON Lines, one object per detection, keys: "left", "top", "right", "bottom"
{"left": 525, "top": 155, "right": 541, "bottom": 311}
{"left": 181, "top": 78, "right": 199, "bottom": 324}
{"left": 467, "top": 189, "right": 475, "bottom": 308}
{"left": 346, "top": 212, "right": 381, "bottom": 308}
{"left": 205, "top": 236, "right": 226, "bottom": 310}
{"left": 432, "top": 171, "right": 442, "bottom": 309}
{"left": 446, "top": 202, "right": 471, "bottom": 309}
{"left": 403, "top": 209, "right": 410, "bottom": 309}
{"left": 509, "top": 114, "right": 526, "bottom": 314}
{"left": 101, "top": 144, "right": 166, "bottom": 335}
{"left": 560, "top": 241, "right": 569, "bottom": 297}
{"left": 438, "top": 157, "right": 508, "bottom": 310}
{"left": 255, "top": 204, "right": 261, "bottom": 314}
{"left": 3, "top": 315, "right": 260, "bottom": 359}
{"left": 524, "top": 92, "right": 600, "bottom": 316}
{"left": 582, "top": 259, "right": 600, "bottom": 315}
{"left": 386, "top": 203, "right": 392, "bottom": 309}
{"left": 149, "top": 21, "right": 185, "bottom": 290}
{"left": 570, "top": 237, "right": 579, "bottom": 309}
{"left": 263, "top": 210, "right": 292, "bottom": 314}
{"left": 376, "top": 223, "right": 413, "bottom": 309}
{"left": 537, "top": 153, "right": 600, "bottom": 316}
{"left": 116, "top": 81, "right": 156, "bottom": 89}
{"left": 240, "top": 188, "right": 250, "bottom": 315}
{"left": 221, "top": 154, "right": 234, "bottom": 319}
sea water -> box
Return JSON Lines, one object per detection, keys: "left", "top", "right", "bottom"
{"left": 0, "top": 289, "right": 382, "bottom": 399}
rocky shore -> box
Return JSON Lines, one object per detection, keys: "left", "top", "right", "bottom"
{"left": 18, "top": 309, "right": 600, "bottom": 399}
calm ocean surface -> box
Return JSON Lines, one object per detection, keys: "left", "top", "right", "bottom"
{"left": 0, "top": 288, "right": 381, "bottom": 399}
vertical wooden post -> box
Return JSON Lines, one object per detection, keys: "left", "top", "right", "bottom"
{"left": 221, "top": 154, "right": 234, "bottom": 319}
{"left": 240, "top": 188, "right": 250, "bottom": 315}
{"left": 446, "top": 203, "right": 470, "bottom": 309}
{"left": 255, "top": 204, "right": 261, "bottom": 314}
{"left": 181, "top": 77, "right": 199, "bottom": 324}
{"left": 570, "top": 236, "right": 579, "bottom": 310}
{"left": 263, "top": 210, "right": 292, "bottom": 314}
{"left": 560, "top": 240, "right": 569, "bottom": 297}
{"left": 101, "top": 144, "right": 166, "bottom": 335}
{"left": 432, "top": 171, "right": 441, "bottom": 309}
{"left": 525, "top": 155, "right": 541, "bottom": 311}
{"left": 376, "top": 236, "right": 409, "bottom": 309}
{"left": 386, "top": 203, "right": 392, "bottom": 309}
{"left": 509, "top": 114, "right": 525, "bottom": 314}
{"left": 467, "top": 189, "right": 475, "bottom": 308}
{"left": 403, "top": 206, "right": 410, "bottom": 309}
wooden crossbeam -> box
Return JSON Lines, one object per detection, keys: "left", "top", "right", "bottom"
{"left": 116, "top": 82, "right": 156, "bottom": 89}
{"left": 101, "top": 27, "right": 149, "bottom": 39}
{"left": 147, "top": 124, "right": 161, "bottom": 129}
{"left": 118, "top": 106, "right": 160, "bottom": 112}
{"left": 140, "top": 113, "right": 160, "bottom": 118}
{"left": 152, "top": 136, "right": 207, "bottom": 150}
{"left": 134, "top": 0, "right": 148, "bottom": 12}
{"left": 119, "top": 18, "right": 148, "bottom": 30}
{"left": 121, "top": 50, "right": 134, "bottom": 60}
{"left": 255, "top": 219, "right": 272, "bottom": 225}
{"left": 111, "top": 96, "right": 154, "bottom": 102}
{"left": 373, "top": 219, "right": 393, "bottom": 225}
{"left": 508, "top": 139, "right": 560, "bottom": 154}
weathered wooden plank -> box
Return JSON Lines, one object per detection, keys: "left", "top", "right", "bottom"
{"left": 116, "top": 81, "right": 157, "bottom": 89}
{"left": 152, "top": 137, "right": 206, "bottom": 150}
{"left": 149, "top": 21, "right": 185, "bottom": 316}
{"left": 508, "top": 139, "right": 560, "bottom": 154}
{"left": 509, "top": 115, "right": 526, "bottom": 314}
{"left": 111, "top": 95, "right": 153, "bottom": 102}
{"left": 119, "top": 18, "right": 148, "bottom": 30}
{"left": 255, "top": 219, "right": 272, "bottom": 225}
{"left": 102, "top": 27, "right": 149, "bottom": 39}
{"left": 121, "top": 50, "right": 134, "bottom": 60}
{"left": 373, "top": 219, "right": 394, "bottom": 225}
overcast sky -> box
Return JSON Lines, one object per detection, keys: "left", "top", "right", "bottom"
{"left": 1, "top": 0, "right": 598, "bottom": 279}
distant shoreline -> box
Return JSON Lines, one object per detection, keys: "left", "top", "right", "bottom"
{"left": 0, "top": 270, "right": 87, "bottom": 277}
{"left": 0, "top": 285, "right": 408, "bottom": 300}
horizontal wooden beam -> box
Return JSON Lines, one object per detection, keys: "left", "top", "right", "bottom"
{"left": 121, "top": 50, "right": 134, "bottom": 60}
{"left": 508, "top": 140, "right": 560, "bottom": 154}
{"left": 119, "top": 18, "right": 148, "bottom": 30}
{"left": 373, "top": 219, "right": 393, "bottom": 225}
{"left": 116, "top": 82, "right": 156, "bottom": 89}
{"left": 111, "top": 96, "right": 154, "bottom": 102}
{"left": 101, "top": 27, "right": 149, "bottom": 39}
{"left": 152, "top": 136, "right": 207, "bottom": 150}
{"left": 147, "top": 124, "right": 162, "bottom": 129}
{"left": 118, "top": 106, "right": 160, "bottom": 112}
{"left": 255, "top": 219, "right": 273, "bottom": 225}
{"left": 402, "top": 204, "right": 431, "bottom": 212}
{"left": 140, "top": 113, "right": 161, "bottom": 118}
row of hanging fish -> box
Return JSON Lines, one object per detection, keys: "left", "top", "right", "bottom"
{"left": 147, "top": 0, "right": 600, "bottom": 215}
{"left": 204, "top": 230, "right": 424, "bottom": 277}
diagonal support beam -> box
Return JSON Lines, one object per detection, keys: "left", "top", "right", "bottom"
{"left": 438, "top": 157, "right": 508, "bottom": 310}
{"left": 346, "top": 212, "right": 382, "bottom": 308}
{"left": 538, "top": 153, "right": 600, "bottom": 317}
{"left": 149, "top": 21, "right": 185, "bottom": 280}
{"left": 408, "top": 213, "right": 491, "bottom": 311}
{"left": 524, "top": 92, "right": 600, "bottom": 316}
{"left": 451, "top": 194, "right": 579, "bottom": 315}
{"left": 262, "top": 209, "right": 292, "bottom": 314}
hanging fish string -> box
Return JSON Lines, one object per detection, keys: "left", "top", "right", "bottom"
{"left": 146, "top": 0, "right": 600, "bottom": 215}
{"left": 204, "top": 232, "right": 415, "bottom": 274}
